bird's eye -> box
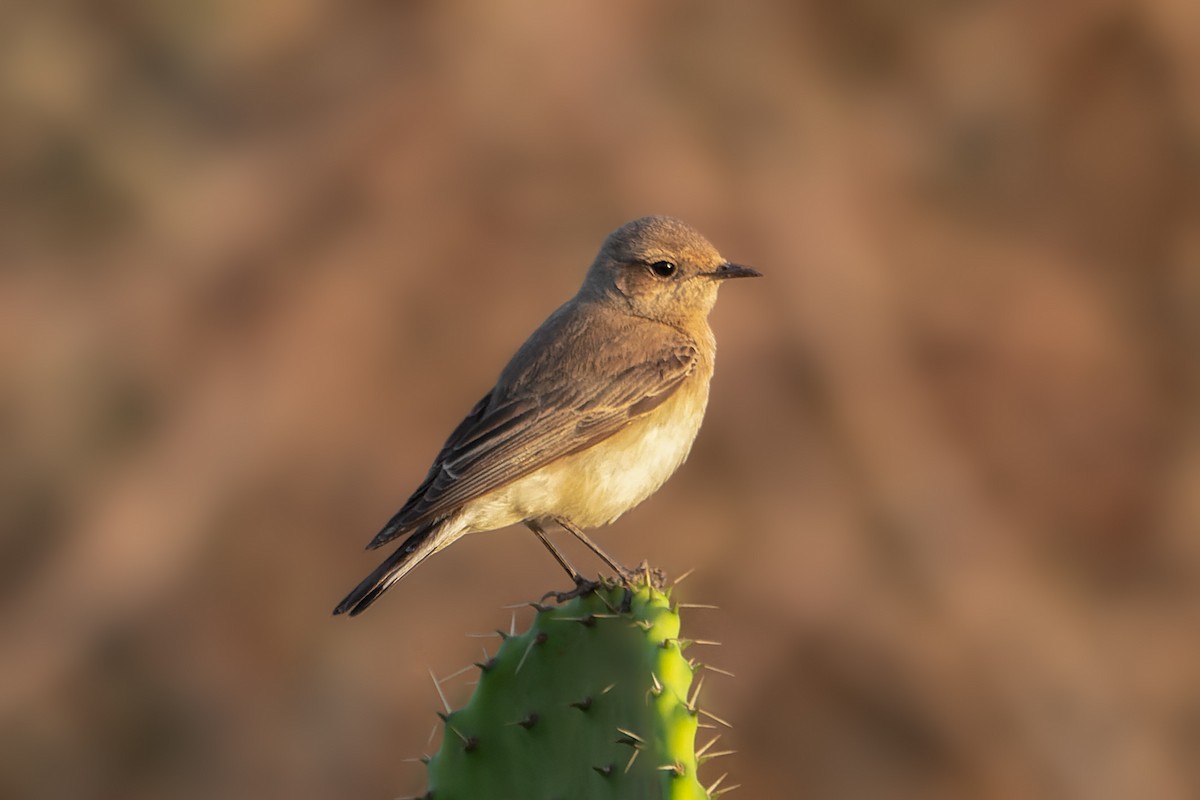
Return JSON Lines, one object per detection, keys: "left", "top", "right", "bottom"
{"left": 649, "top": 260, "right": 677, "bottom": 277}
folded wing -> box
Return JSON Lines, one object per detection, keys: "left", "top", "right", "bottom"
{"left": 368, "top": 334, "right": 697, "bottom": 549}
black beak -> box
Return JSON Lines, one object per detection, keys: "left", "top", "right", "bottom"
{"left": 708, "top": 262, "right": 762, "bottom": 280}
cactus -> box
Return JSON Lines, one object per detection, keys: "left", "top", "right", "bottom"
{"left": 420, "top": 575, "right": 733, "bottom": 799}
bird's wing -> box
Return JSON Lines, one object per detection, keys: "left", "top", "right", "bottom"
{"left": 368, "top": 333, "right": 698, "bottom": 548}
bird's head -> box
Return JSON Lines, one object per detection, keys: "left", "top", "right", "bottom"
{"left": 581, "top": 216, "right": 760, "bottom": 326}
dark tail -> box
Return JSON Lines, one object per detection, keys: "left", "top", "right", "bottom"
{"left": 333, "top": 520, "right": 442, "bottom": 616}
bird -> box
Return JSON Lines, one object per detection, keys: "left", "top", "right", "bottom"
{"left": 334, "top": 215, "right": 759, "bottom": 616}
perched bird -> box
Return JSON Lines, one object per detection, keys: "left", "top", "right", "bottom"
{"left": 334, "top": 216, "right": 759, "bottom": 616}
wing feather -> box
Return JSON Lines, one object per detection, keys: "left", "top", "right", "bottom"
{"left": 367, "top": 319, "right": 697, "bottom": 549}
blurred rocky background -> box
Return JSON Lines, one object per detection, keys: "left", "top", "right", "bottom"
{"left": 3, "top": 1, "right": 1199, "bottom": 798}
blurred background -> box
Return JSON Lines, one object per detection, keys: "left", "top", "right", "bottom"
{"left": 3, "top": 1, "right": 1199, "bottom": 798}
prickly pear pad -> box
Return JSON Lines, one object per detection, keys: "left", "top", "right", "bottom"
{"left": 424, "top": 579, "right": 716, "bottom": 799}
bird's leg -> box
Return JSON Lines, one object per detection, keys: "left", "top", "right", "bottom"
{"left": 552, "top": 516, "right": 636, "bottom": 611}
{"left": 525, "top": 519, "right": 582, "bottom": 580}
{"left": 525, "top": 520, "right": 599, "bottom": 602}
{"left": 552, "top": 517, "right": 631, "bottom": 577}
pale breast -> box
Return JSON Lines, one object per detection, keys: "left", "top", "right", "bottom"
{"left": 463, "top": 366, "right": 711, "bottom": 531}
{"left": 568, "top": 381, "right": 709, "bottom": 525}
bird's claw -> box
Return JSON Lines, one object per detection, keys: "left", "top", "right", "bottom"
{"left": 543, "top": 575, "right": 600, "bottom": 604}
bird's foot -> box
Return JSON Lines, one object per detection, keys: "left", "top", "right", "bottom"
{"left": 543, "top": 575, "right": 601, "bottom": 604}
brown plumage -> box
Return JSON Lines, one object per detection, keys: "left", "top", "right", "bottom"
{"left": 334, "top": 216, "right": 759, "bottom": 616}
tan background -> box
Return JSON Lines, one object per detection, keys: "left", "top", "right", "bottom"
{"left": 3, "top": 2, "right": 1200, "bottom": 798}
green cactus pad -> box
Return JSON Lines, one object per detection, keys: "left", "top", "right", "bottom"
{"left": 424, "top": 579, "right": 724, "bottom": 799}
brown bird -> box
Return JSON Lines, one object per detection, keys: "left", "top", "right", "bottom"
{"left": 334, "top": 216, "right": 759, "bottom": 615}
